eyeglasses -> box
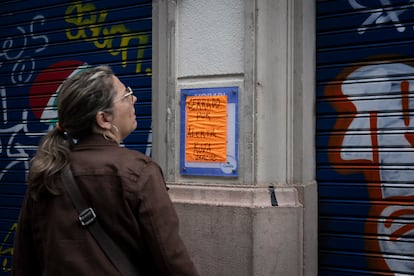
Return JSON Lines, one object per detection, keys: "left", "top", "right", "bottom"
{"left": 116, "top": 86, "right": 134, "bottom": 103}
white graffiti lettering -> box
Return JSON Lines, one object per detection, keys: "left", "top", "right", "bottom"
{"left": 0, "top": 15, "right": 49, "bottom": 86}
{"left": 31, "top": 15, "right": 48, "bottom": 54}
{"left": 0, "top": 14, "right": 50, "bottom": 268}
{"left": 349, "top": 0, "right": 414, "bottom": 34}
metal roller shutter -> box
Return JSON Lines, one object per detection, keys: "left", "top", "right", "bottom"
{"left": 0, "top": 1, "right": 152, "bottom": 273}
{"left": 317, "top": 1, "right": 414, "bottom": 275}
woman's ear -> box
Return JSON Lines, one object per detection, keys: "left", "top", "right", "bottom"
{"left": 95, "top": 111, "right": 112, "bottom": 130}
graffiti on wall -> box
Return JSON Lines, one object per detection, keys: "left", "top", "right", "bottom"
{"left": 349, "top": 0, "right": 414, "bottom": 34}
{"left": 64, "top": 2, "right": 151, "bottom": 75}
{"left": 326, "top": 61, "right": 414, "bottom": 273}
{"left": 0, "top": 1, "right": 151, "bottom": 273}
{"left": 0, "top": 13, "right": 49, "bottom": 177}
{"left": 0, "top": 224, "right": 16, "bottom": 273}
{"left": 321, "top": 0, "right": 414, "bottom": 274}
{"left": 0, "top": 13, "right": 50, "bottom": 273}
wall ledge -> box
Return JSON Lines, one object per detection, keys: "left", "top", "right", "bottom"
{"left": 167, "top": 183, "right": 301, "bottom": 208}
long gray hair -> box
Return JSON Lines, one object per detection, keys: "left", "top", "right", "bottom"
{"left": 28, "top": 65, "right": 116, "bottom": 200}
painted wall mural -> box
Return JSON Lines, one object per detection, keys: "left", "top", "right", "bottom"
{"left": 0, "top": 1, "right": 151, "bottom": 274}
{"left": 325, "top": 62, "right": 414, "bottom": 274}
{"left": 317, "top": 0, "right": 414, "bottom": 275}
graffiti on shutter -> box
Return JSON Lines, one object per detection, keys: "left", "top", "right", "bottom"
{"left": 0, "top": 1, "right": 152, "bottom": 273}
{"left": 317, "top": 0, "right": 414, "bottom": 274}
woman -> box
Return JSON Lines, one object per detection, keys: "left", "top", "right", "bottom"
{"left": 12, "top": 65, "right": 199, "bottom": 275}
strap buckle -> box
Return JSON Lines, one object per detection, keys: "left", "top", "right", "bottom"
{"left": 79, "top": 208, "right": 96, "bottom": 226}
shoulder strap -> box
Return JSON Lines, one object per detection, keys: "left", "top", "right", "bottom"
{"left": 62, "top": 166, "right": 139, "bottom": 276}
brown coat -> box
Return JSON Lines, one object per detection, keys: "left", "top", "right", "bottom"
{"left": 12, "top": 134, "right": 199, "bottom": 276}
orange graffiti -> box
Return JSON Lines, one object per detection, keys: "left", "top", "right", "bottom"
{"left": 325, "top": 59, "right": 414, "bottom": 274}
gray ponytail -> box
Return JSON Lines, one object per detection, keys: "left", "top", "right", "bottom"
{"left": 28, "top": 65, "right": 115, "bottom": 200}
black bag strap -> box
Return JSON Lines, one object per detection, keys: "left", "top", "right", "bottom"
{"left": 62, "top": 165, "right": 139, "bottom": 276}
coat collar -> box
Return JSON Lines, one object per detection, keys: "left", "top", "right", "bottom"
{"left": 73, "top": 133, "right": 119, "bottom": 149}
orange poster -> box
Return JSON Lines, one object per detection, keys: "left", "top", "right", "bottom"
{"left": 186, "top": 95, "right": 227, "bottom": 162}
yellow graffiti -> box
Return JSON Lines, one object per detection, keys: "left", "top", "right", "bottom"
{"left": 65, "top": 1, "right": 151, "bottom": 75}
{"left": 0, "top": 223, "right": 16, "bottom": 272}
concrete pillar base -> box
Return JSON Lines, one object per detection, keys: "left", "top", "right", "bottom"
{"left": 169, "top": 184, "right": 304, "bottom": 276}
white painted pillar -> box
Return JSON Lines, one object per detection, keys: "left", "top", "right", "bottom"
{"left": 152, "top": 0, "right": 316, "bottom": 275}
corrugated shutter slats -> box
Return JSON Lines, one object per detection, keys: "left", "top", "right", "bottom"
{"left": 0, "top": 1, "right": 152, "bottom": 273}
{"left": 317, "top": 1, "right": 414, "bottom": 275}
